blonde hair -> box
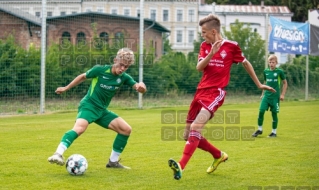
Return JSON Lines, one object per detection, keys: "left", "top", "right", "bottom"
{"left": 116, "top": 48, "right": 135, "bottom": 65}
{"left": 268, "top": 54, "right": 278, "bottom": 64}
{"left": 199, "top": 14, "right": 221, "bottom": 33}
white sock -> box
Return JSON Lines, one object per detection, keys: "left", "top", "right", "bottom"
{"left": 272, "top": 129, "right": 277, "bottom": 134}
{"left": 56, "top": 143, "right": 67, "bottom": 155}
{"left": 258, "top": 126, "right": 263, "bottom": 131}
{"left": 110, "top": 150, "right": 121, "bottom": 162}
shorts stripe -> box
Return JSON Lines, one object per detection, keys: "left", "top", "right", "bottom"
{"left": 207, "top": 88, "right": 225, "bottom": 111}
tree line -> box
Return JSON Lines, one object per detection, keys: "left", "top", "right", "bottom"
{"left": 0, "top": 21, "right": 319, "bottom": 99}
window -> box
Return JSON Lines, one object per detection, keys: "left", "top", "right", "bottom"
{"left": 124, "top": 9, "right": 130, "bottom": 16}
{"left": 86, "top": 8, "right": 92, "bottom": 12}
{"left": 60, "top": 11, "right": 66, "bottom": 16}
{"left": 163, "top": 10, "right": 168, "bottom": 21}
{"left": 136, "top": 8, "right": 140, "bottom": 17}
{"left": 176, "top": 30, "right": 183, "bottom": 43}
{"left": 47, "top": 12, "right": 52, "bottom": 17}
{"left": 150, "top": 9, "right": 156, "bottom": 20}
{"left": 35, "top": 12, "right": 40, "bottom": 17}
{"left": 97, "top": 7, "right": 104, "bottom": 13}
{"left": 100, "top": 32, "right": 109, "bottom": 43}
{"left": 111, "top": 9, "right": 117, "bottom": 15}
{"left": 188, "top": 30, "right": 195, "bottom": 43}
{"left": 115, "top": 32, "right": 124, "bottom": 39}
{"left": 72, "top": 11, "right": 77, "bottom": 14}
{"left": 61, "top": 31, "right": 71, "bottom": 46}
{"left": 76, "top": 32, "right": 86, "bottom": 44}
{"left": 188, "top": 9, "right": 195, "bottom": 22}
{"left": 62, "top": 32, "right": 71, "bottom": 42}
{"left": 177, "top": 10, "right": 183, "bottom": 22}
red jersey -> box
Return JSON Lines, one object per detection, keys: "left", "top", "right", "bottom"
{"left": 197, "top": 39, "right": 246, "bottom": 89}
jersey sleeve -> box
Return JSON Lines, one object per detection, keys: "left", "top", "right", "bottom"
{"left": 233, "top": 44, "right": 246, "bottom": 63}
{"left": 198, "top": 42, "right": 208, "bottom": 62}
{"left": 123, "top": 73, "right": 137, "bottom": 87}
{"left": 85, "top": 65, "right": 103, "bottom": 79}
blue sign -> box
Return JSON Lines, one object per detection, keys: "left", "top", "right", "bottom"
{"left": 269, "top": 16, "right": 309, "bottom": 55}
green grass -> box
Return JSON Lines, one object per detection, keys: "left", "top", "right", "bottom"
{"left": 0, "top": 101, "right": 318, "bottom": 190}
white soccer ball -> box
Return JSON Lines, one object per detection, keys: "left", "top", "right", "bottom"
{"left": 66, "top": 154, "right": 88, "bottom": 175}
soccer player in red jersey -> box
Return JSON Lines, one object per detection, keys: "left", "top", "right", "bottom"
{"left": 168, "top": 14, "right": 276, "bottom": 180}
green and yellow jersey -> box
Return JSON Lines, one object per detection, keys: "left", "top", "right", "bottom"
{"left": 80, "top": 65, "right": 137, "bottom": 109}
{"left": 263, "top": 68, "right": 286, "bottom": 99}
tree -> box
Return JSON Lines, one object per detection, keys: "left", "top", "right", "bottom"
{"left": 222, "top": 20, "right": 266, "bottom": 94}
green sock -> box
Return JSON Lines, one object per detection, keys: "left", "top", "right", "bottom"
{"left": 61, "top": 130, "right": 78, "bottom": 148}
{"left": 258, "top": 111, "right": 265, "bottom": 127}
{"left": 271, "top": 112, "right": 278, "bottom": 130}
{"left": 113, "top": 134, "right": 129, "bottom": 153}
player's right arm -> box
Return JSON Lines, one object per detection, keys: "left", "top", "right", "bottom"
{"left": 55, "top": 73, "right": 87, "bottom": 94}
{"left": 196, "top": 40, "right": 222, "bottom": 71}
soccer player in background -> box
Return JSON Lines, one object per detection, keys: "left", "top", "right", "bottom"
{"left": 168, "top": 14, "right": 276, "bottom": 180}
{"left": 252, "top": 54, "right": 288, "bottom": 138}
{"left": 48, "top": 48, "right": 146, "bottom": 169}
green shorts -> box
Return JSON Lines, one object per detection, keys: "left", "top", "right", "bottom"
{"left": 76, "top": 103, "right": 118, "bottom": 129}
{"left": 259, "top": 97, "right": 280, "bottom": 113}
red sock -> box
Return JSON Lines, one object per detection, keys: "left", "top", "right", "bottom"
{"left": 197, "top": 137, "right": 221, "bottom": 158}
{"left": 179, "top": 130, "right": 201, "bottom": 170}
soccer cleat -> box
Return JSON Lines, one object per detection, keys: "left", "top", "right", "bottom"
{"left": 268, "top": 133, "right": 277, "bottom": 137}
{"left": 106, "top": 159, "right": 131, "bottom": 169}
{"left": 48, "top": 153, "right": 65, "bottom": 166}
{"left": 252, "top": 130, "right": 263, "bottom": 137}
{"left": 168, "top": 159, "right": 182, "bottom": 180}
{"left": 207, "top": 151, "right": 228, "bottom": 174}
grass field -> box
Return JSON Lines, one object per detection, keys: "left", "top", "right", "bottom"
{"left": 1, "top": 100, "right": 318, "bottom": 190}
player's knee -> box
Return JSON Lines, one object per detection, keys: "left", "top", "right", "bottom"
{"left": 123, "top": 125, "right": 132, "bottom": 135}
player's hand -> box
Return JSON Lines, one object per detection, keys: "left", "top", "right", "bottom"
{"left": 135, "top": 82, "right": 146, "bottom": 93}
{"left": 280, "top": 95, "right": 285, "bottom": 101}
{"left": 260, "top": 85, "right": 276, "bottom": 93}
{"left": 55, "top": 87, "right": 68, "bottom": 94}
{"left": 210, "top": 40, "right": 222, "bottom": 55}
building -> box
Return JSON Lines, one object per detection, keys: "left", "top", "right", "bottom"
{"left": 0, "top": 0, "right": 198, "bottom": 54}
{"left": 0, "top": 0, "right": 294, "bottom": 62}
{"left": 0, "top": 3, "right": 169, "bottom": 57}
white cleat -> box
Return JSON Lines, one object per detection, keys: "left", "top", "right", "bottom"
{"left": 48, "top": 153, "right": 65, "bottom": 166}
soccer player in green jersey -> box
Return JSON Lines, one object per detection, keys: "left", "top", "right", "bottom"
{"left": 252, "top": 54, "right": 287, "bottom": 138}
{"left": 48, "top": 48, "right": 146, "bottom": 169}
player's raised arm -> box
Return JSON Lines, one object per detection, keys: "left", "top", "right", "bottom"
{"left": 55, "top": 73, "right": 87, "bottom": 94}
{"left": 242, "top": 60, "right": 276, "bottom": 93}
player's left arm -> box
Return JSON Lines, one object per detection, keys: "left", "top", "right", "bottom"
{"left": 242, "top": 60, "right": 276, "bottom": 93}
{"left": 280, "top": 79, "right": 288, "bottom": 101}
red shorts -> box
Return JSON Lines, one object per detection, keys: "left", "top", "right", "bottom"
{"left": 186, "top": 88, "right": 226, "bottom": 123}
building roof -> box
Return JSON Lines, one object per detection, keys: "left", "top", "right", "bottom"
{"left": 0, "top": 3, "right": 41, "bottom": 25}
{"left": 47, "top": 12, "right": 170, "bottom": 33}
{"left": 200, "top": 4, "right": 293, "bottom": 16}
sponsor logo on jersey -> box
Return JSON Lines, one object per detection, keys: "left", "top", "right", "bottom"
{"left": 220, "top": 50, "right": 227, "bottom": 59}
{"left": 100, "top": 84, "right": 119, "bottom": 90}
{"left": 209, "top": 59, "right": 224, "bottom": 67}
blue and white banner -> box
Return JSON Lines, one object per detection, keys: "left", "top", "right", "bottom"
{"left": 268, "top": 16, "right": 309, "bottom": 55}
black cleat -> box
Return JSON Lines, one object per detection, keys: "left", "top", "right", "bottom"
{"left": 252, "top": 130, "right": 263, "bottom": 137}
{"left": 268, "top": 133, "right": 277, "bottom": 138}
